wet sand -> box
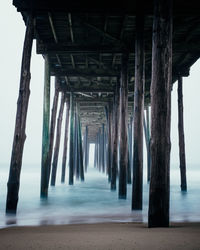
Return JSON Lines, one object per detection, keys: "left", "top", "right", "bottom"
{"left": 0, "top": 222, "right": 200, "bottom": 250}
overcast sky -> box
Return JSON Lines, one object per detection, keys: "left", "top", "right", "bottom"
{"left": 0, "top": 0, "right": 200, "bottom": 167}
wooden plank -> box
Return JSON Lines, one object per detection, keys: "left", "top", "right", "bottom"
{"left": 177, "top": 76, "right": 187, "bottom": 191}
{"left": 50, "top": 93, "right": 65, "bottom": 186}
{"left": 6, "top": 14, "right": 34, "bottom": 213}
{"left": 148, "top": 0, "right": 172, "bottom": 228}
{"left": 61, "top": 98, "right": 70, "bottom": 183}
{"left": 118, "top": 53, "right": 128, "bottom": 199}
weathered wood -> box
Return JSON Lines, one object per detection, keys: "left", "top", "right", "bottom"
{"left": 143, "top": 111, "right": 151, "bottom": 182}
{"left": 107, "top": 102, "right": 112, "bottom": 182}
{"left": 40, "top": 58, "right": 51, "bottom": 197}
{"left": 146, "top": 106, "right": 151, "bottom": 182}
{"left": 6, "top": 15, "right": 34, "bottom": 213}
{"left": 94, "top": 142, "right": 97, "bottom": 168}
{"left": 111, "top": 80, "right": 120, "bottom": 190}
{"left": 102, "top": 124, "right": 105, "bottom": 172}
{"left": 119, "top": 53, "right": 128, "bottom": 199}
{"left": 61, "top": 98, "right": 70, "bottom": 183}
{"left": 177, "top": 76, "right": 187, "bottom": 191}
{"left": 69, "top": 92, "right": 75, "bottom": 185}
{"left": 74, "top": 105, "right": 80, "bottom": 180}
{"left": 84, "top": 126, "right": 89, "bottom": 171}
{"left": 127, "top": 123, "right": 132, "bottom": 184}
{"left": 148, "top": 0, "right": 172, "bottom": 228}
{"left": 98, "top": 128, "right": 102, "bottom": 171}
{"left": 132, "top": 13, "right": 145, "bottom": 210}
{"left": 46, "top": 78, "right": 59, "bottom": 185}
{"left": 78, "top": 114, "right": 84, "bottom": 181}
{"left": 51, "top": 93, "right": 65, "bottom": 186}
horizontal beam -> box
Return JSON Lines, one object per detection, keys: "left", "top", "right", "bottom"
{"left": 51, "top": 68, "right": 119, "bottom": 77}
{"left": 37, "top": 42, "right": 130, "bottom": 55}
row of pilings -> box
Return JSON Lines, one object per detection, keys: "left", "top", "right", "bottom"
{"left": 5, "top": 0, "right": 187, "bottom": 227}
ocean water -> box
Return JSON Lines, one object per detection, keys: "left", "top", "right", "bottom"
{"left": 0, "top": 164, "right": 199, "bottom": 228}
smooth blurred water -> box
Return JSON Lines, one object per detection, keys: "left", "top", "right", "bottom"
{"left": 0, "top": 164, "right": 199, "bottom": 228}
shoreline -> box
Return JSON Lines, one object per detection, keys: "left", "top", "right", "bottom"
{"left": 0, "top": 222, "right": 200, "bottom": 249}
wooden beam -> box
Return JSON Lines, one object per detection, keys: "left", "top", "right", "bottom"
{"left": 148, "top": 0, "right": 172, "bottom": 228}
{"left": 40, "top": 55, "right": 51, "bottom": 198}
{"left": 51, "top": 92, "right": 65, "bottom": 186}
{"left": 6, "top": 14, "right": 34, "bottom": 213}
{"left": 36, "top": 42, "right": 129, "bottom": 54}
{"left": 177, "top": 76, "right": 187, "bottom": 191}
{"left": 61, "top": 98, "right": 70, "bottom": 183}
{"left": 132, "top": 13, "right": 145, "bottom": 210}
{"left": 69, "top": 93, "right": 75, "bottom": 185}
{"left": 118, "top": 53, "right": 129, "bottom": 199}
{"left": 78, "top": 114, "right": 84, "bottom": 181}
{"left": 111, "top": 80, "right": 120, "bottom": 190}
{"left": 46, "top": 78, "right": 59, "bottom": 185}
{"left": 51, "top": 67, "right": 119, "bottom": 78}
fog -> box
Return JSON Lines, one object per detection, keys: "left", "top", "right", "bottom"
{"left": 0, "top": 0, "right": 200, "bottom": 167}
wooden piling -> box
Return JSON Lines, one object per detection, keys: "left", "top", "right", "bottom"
{"left": 107, "top": 102, "right": 112, "bottom": 182}
{"left": 132, "top": 13, "right": 145, "bottom": 210}
{"left": 78, "top": 114, "right": 84, "bottom": 181}
{"left": 102, "top": 124, "right": 105, "bottom": 172}
{"left": 6, "top": 14, "right": 34, "bottom": 213}
{"left": 51, "top": 93, "right": 65, "bottom": 186}
{"left": 61, "top": 98, "right": 70, "bottom": 183}
{"left": 148, "top": 0, "right": 172, "bottom": 228}
{"left": 127, "top": 123, "right": 132, "bottom": 184}
{"left": 119, "top": 53, "right": 128, "bottom": 199}
{"left": 177, "top": 76, "right": 187, "bottom": 191}
{"left": 146, "top": 106, "right": 151, "bottom": 182}
{"left": 40, "top": 60, "right": 51, "bottom": 197}
{"left": 84, "top": 126, "right": 89, "bottom": 172}
{"left": 69, "top": 92, "right": 75, "bottom": 185}
{"left": 111, "top": 80, "right": 120, "bottom": 190}
{"left": 46, "top": 78, "right": 59, "bottom": 185}
{"left": 74, "top": 105, "right": 80, "bottom": 180}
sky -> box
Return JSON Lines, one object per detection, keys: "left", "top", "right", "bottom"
{"left": 0, "top": 0, "right": 200, "bottom": 167}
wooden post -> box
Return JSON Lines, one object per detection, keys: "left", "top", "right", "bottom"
{"left": 74, "top": 105, "right": 80, "bottom": 180}
{"left": 127, "top": 123, "right": 132, "bottom": 184}
{"left": 69, "top": 92, "right": 75, "bottom": 185}
{"left": 143, "top": 107, "right": 151, "bottom": 182}
{"left": 111, "top": 80, "right": 120, "bottom": 190}
{"left": 102, "top": 124, "right": 105, "bottom": 172}
{"left": 6, "top": 15, "right": 34, "bottom": 213}
{"left": 46, "top": 78, "right": 59, "bottom": 185}
{"left": 51, "top": 93, "right": 65, "bottom": 186}
{"left": 61, "top": 98, "right": 70, "bottom": 183}
{"left": 107, "top": 102, "right": 112, "bottom": 182}
{"left": 132, "top": 13, "right": 145, "bottom": 210}
{"left": 177, "top": 76, "right": 187, "bottom": 191}
{"left": 40, "top": 62, "right": 51, "bottom": 197}
{"left": 119, "top": 53, "right": 128, "bottom": 199}
{"left": 146, "top": 106, "right": 151, "bottom": 182}
{"left": 98, "top": 128, "right": 102, "bottom": 171}
{"left": 94, "top": 142, "right": 97, "bottom": 168}
{"left": 84, "top": 126, "right": 89, "bottom": 172}
{"left": 148, "top": 0, "right": 172, "bottom": 228}
{"left": 78, "top": 114, "right": 84, "bottom": 181}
